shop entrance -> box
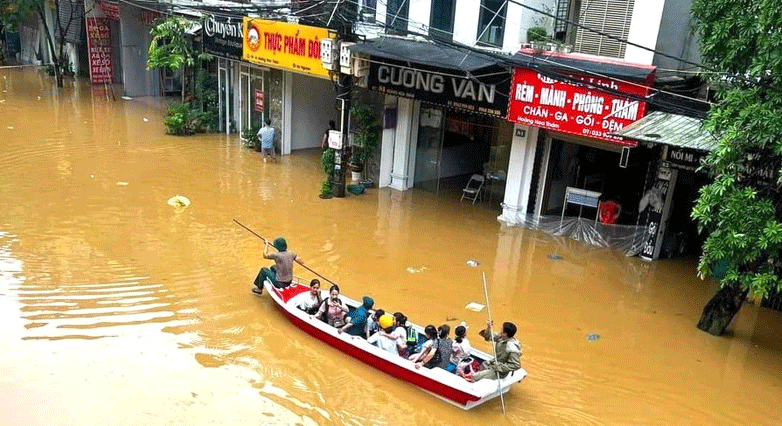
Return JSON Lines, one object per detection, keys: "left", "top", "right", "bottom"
{"left": 239, "top": 64, "right": 266, "bottom": 134}
{"left": 657, "top": 168, "right": 709, "bottom": 259}
{"left": 413, "top": 107, "right": 511, "bottom": 205}
{"left": 541, "top": 138, "right": 654, "bottom": 224}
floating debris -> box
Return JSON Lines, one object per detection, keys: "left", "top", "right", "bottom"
{"left": 116, "top": 182, "right": 129, "bottom": 186}
{"left": 90, "top": 175, "right": 95, "bottom": 179}
{"left": 465, "top": 302, "right": 485, "bottom": 312}
{"left": 121, "top": 96, "right": 132, "bottom": 100}
{"left": 548, "top": 254, "right": 561, "bottom": 260}
{"left": 143, "top": 117, "right": 149, "bottom": 122}
{"left": 406, "top": 266, "right": 427, "bottom": 274}
{"left": 167, "top": 195, "right": 191, "bottom": 208}
{"left": 6, "top": 126, "right": 12, "bottom": 129}
{"left": 586, "top": 333, "right": 600, "bottom": 341}
{"left": 466, "top": 260, "right": 480, "bottom": 267}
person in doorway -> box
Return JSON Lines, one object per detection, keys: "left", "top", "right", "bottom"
{"left": 465, "top": 320, "right": 521, "bottom": 382}
{"left": 258, "top": 118, "right": 275, "bottom": 162}
{"left": 322, "top": 120, "right": 336, "bottom": 150}
{"left": 253, "top": 237, "right": 299, "bottom": 294}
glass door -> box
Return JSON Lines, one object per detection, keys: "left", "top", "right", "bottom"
{"left": 239, "top": 65, "right": 250, "bottom": 133}
{"left": 413, "top": 106, "right": 445, "bottom": 193}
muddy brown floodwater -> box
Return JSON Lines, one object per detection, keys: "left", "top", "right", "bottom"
{"left": 1, "top": 68, "right": 781, "bottom": 426}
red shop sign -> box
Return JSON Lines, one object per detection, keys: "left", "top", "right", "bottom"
{"left": 254, "top": 89, "right": 264, "bottom": 112}
{"left": 507, "top": 68, "right": 652, "bottom": 146}
{"left": 85, "top": 17, "right": 113, "bottom": 85}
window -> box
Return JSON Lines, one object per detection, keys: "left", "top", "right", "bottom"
{"left": 429, "top": 0, "right": 455, "bottom": 41}
{"left": 386, "top": 0, "right": 410, "bottom": 35}
{"left": 477, "top": 0, "right": 507, "bottom": 47}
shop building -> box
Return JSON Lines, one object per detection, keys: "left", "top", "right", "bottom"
{"left": 203, "top": 14, "right": 243, "bottom": 134}
{"left": 349, "top": 37, "right": 512, "bottom": 196}
{"left": 500, "top": 51, "right": 660, "bottom": 254}
{"left": 241, "top": 18, "right": 337, "bottom": 154}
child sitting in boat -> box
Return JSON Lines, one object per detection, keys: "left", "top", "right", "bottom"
{"left": 365, "top": 309, "right": 385, "bottom": 338}
{"left": 315, "top": 284, "right": 349, "bottom": 327}
{"left": 448, "top": 324, "right": 472, "bottom": 373}
{"left": 367, "top": 313, "right": 398, "bottom": 354}
{"left": 296, "top": 279, "right": 323, "bottom": 315}
{"left": 339, "top": 296, "right": 374, "bottom": 336}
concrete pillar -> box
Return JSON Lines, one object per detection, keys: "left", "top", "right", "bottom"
{"left": 281, "top": 71, "right": 293, "bottom": 155}
{"left": 389, "top": 97, "right": 418, "bottom": 191}
{"left": 378, "top": 95, "right": 397, "bottom": 188}
{"left": 499, "top": 124, "right": 539, "bottom": 225}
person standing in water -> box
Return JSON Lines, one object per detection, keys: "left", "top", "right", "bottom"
{"left": 258, "top": 119, "right": 275, "bottom": 162}
{"left": 253, "top": 237, "right": 300, "bottom": 294}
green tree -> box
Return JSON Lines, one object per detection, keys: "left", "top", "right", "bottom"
{"left": 690, "top": 0, "right": 782, "bottom": 335}
{"left": 1, "top": 0, "right": 86, "bottom": 87}
{"left": 146, "top": 16, "right": 211, "bottom": 101}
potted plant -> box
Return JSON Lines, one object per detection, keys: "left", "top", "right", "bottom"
{"left": 320, "top": 147, "right": 335, "bottom": 199}
{"left": 349, "top": 105, "right": 380, "bottom": 183}
{"left": 241, "top": 127, "right": 259, "bottom": 149}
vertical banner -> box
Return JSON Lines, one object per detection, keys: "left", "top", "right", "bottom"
{"left": 254, "top": 89, "right": 265, "bottom": 112}
{"left": 85, "top": 17, "right": 113, "bottom": 84}
{"left": 640, "top": 164, "right": 678, "bottom": 260}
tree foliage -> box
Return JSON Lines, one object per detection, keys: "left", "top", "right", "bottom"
{"left": 691, "top": 0, "right": 782, "bottom": 299}
{"left": 147, "top": 17, "right": 211, "bottom": 101}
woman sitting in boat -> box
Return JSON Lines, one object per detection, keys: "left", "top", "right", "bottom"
{"left": 433, "top": 324, "right": 453, "bottom": 370}
{"left": 409, "top": 325, "right": 441, "bottom": 369}
{"left": 448, "top": 324, "right": 472, "bottom": 373}
{"left": 296, "top": 279, "right": 322, "bottom": 315}
{"left": 367, "top": 313, "right": 398, "bottom": 354}
{"left": 315, "top": 285, "right": 349, "bottom": 328}
{"left": 339, "top": 296, "right": 374, "bottom": 336}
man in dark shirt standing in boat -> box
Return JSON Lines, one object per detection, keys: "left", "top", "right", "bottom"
{"left": 253, "top": 237, "right": 300, "bottom": 294}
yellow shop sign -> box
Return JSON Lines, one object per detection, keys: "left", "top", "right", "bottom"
{"left": 242, "top": 18, "right": 336, "bottom": 78}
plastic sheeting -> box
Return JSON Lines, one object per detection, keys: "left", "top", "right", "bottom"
{"left": 508, "top": 215, "right": 653, "bottom": 257}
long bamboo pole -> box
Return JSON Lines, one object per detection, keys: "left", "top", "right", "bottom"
{"left": 482, "top": 271, "right": 506, "bottom": 414}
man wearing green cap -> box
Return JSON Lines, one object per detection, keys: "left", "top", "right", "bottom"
{"left": 339, "top": 296, "right": 374, "bottom": 336}
{"left": 253, "top": 237, "right": 300, "bottom": 293}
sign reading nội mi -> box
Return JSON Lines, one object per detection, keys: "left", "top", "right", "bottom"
{"left": 242, "top": 18, "right": 335, "bottom": 79}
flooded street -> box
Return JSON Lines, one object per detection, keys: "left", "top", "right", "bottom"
{"left": 1, "top": 68, "right": 781, "bottom": 425}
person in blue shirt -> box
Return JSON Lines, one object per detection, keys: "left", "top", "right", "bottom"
{"left": 257, "top": 119, "right": 275, "bottom": 162}
{"left": 339, "top": 296, "right": 374, "bottom": 336}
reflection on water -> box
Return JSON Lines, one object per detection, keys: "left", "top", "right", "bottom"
{"left": 1, "top": 67, "right": 781, "bottom": 425}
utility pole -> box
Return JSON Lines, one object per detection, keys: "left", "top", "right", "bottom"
{"left": 331, "top": 5, "right": 355, "bottom": 198}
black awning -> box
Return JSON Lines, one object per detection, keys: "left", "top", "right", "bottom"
{"left": 511, "top": 49, "right": 656, "bottom": 83}
{"left": 349, "top": 37, "right": 501, "bottom": 72}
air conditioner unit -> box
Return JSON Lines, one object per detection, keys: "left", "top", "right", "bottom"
{"left": 340, "top": 42, "right": 354, "bottom": 74}
{"left": 321, "top": 38, "right": 339, "bottom": 70}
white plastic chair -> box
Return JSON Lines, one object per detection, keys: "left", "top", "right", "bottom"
{"left": 460, "top": 174, "right": 485, "bottom": 204}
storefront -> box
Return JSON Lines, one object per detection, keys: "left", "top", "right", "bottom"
{"left": 615, "top": 111, "right": 716, "bottom": 260}
{"left": 500, "top": 52, "right": 656, "bottom": 230}
{"left": 241, "top": 18, "right": 336, "bottom": 155}
{"left": 350, "top": 38, "right": 512, "bottom": 197}
{"left": 203, "top": 14, "right": 243, "bottom": 134}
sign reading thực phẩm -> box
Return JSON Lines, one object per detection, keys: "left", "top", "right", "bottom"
{"left": 242, "top": 18, "right": 335, "bottom": 79}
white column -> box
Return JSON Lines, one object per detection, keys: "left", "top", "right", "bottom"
{"left": 499, "top": 124, "right": 539, "bottom": 225}
{"left": 281, "top": 71, "right": 293, "bottom": 155}
{"left": 378, "top": 95, "right": 397, "bottom": 188}
{"left": 533, "top": 137, "right": 552, "bottom": 219}
{"left": 624, "top": 0, "right": 665, "bottom": 65}
{"left": 389, "top": 97, "right": 417, "bottom": 191}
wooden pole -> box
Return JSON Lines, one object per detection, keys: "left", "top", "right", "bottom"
{"left": 482, "top": 271, "right": 506, "bottom": 414}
